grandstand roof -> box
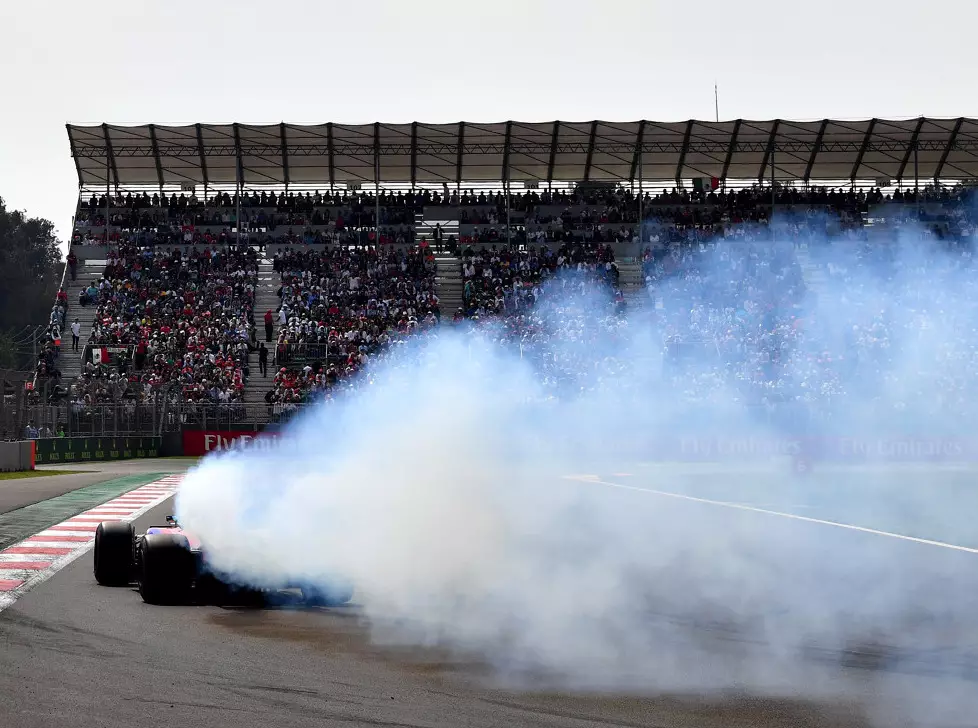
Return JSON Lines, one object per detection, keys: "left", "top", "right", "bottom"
{"left": 66, "top": 118, "right": 978, "bottom": 188}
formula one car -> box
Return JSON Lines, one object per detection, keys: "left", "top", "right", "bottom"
{"left": 93, "top": 516, "right": 354, "bottom": 607}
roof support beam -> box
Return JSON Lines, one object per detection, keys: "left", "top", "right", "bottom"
{"left": 65, "top": 124, "right": 84, "bottom": 187}
{"left": 547, "top": 121, "right": 560, "bottom": 183}
{"left": 895, "top": 117, "right": 925, "bottom": 183}
{"left": 232, "top": 123, "right": 244, "bottom": 189}
{"left": 804, "top": 119, "right": 828, "bottom": 183}
{"left": 758, "top": 119, "right": 781, "bottom": 183}
{"left": 502, "top": 121, "right": 513, "bottom": 183}
{"left": 583, "top": 121, "right": 598, "bottom": 182}
{"left": 410, "top": 122, "right": 418, "bottom": 188}
{"left": 675, "top": 120, "right": 694, "bottom": 185}
{"left": 455, "top": 122, "right": 465, "bottom": 187}
{"left": 850, "top": 118, "right": 877, "bottom": 183}
{"left": 934, "top": 117, "right": 964, "bottom": 182}
{"left": 374, "top": 122, "right": 381, "bottom": 189}
{"left": 148, "top": 124, "right": 165, "bottom": 191}
{"left": 720, "top": 119, "right": 741, "bottom": 183}
{"left": 629, "top": 120, "right": 646, "bottom": 182}
{"left": 326, "top": 123, "right": 335, "bottom": 188}
{"left": 195, "top": 124, "right": 209, "bottom": 188}
{"left": 279, "top": 123, "right": 290, "bottom": 189}
{"left": 101, "top": 123, "right": 119, "bottom": 190}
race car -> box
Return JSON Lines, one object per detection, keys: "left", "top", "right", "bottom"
{"left": 93, "top": 516, "right": 354, "bottom": 607}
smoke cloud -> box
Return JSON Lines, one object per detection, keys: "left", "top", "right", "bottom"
{"left": 176, "top": 200, "right": 978, "bottom": 725}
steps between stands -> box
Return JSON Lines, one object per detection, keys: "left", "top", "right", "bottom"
{"left": 794, "top": 243, "right": 828, "bottom": 294}
{"left": 615, "top": 259, "right": 647, "bottom": 310}
{"left": 433, "top": 252, "right": 463, "bottom": 323}
{"left": 418, "top": 213, "right": 463, "bottom": 323}
{"left": 242, "top": 256, "right": 279, "bottom": 413}
{"left": 60, "top": 259, "right": 103, "bottom": 382}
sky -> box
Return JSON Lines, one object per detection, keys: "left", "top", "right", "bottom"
{"left": 0, "top": 0, "right": 975, "bottom": 245}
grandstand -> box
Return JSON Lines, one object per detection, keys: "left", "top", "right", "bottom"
{"left": 7, "top": 117, "right": 977, "bottom": 442}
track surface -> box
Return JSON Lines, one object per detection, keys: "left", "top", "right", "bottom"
{"left": 2, "top": 461, "right": 978, "bottom": 727}
{"left": 0, "top": 459, "right": 191, "bottom": 514}
{"left": 0, "top": 499, "right": 867, "bottom": 728}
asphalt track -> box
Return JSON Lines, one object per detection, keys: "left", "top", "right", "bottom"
{"left": 0, "top": 459, "right": 192, "bottom": 514}
{"left": 3, "top": 460, "right": 978, "bottom": 727}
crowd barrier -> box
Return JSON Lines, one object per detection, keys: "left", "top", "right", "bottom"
{"left": 32, "top": 436, "right": 162, "bottom": 465}
{"left": 0, "top": 441, "right": 35, "bottom": 472}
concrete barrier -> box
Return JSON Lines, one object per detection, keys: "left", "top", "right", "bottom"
{"left": 32, "top": 436, "right": 161, "bottom": 465}
{"left": 0, "top": 441, "right": 35, "bottom": 472}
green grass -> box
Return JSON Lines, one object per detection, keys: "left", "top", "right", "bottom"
{"left": 0, "top": 469, "right": 89, "bottom": 480}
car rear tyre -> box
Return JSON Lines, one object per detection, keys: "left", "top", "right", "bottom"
{"left": 93, "top": 521, "right": 134, "bottom": 586}
{"left": 138, "top": 533, "right": 195, "bottom": 605}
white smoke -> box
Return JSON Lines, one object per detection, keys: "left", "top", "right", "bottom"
{"left": 176, "top": 207, "right": 978, "bottom": 724}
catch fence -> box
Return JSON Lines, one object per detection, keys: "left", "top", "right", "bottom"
{"left": 1, "top": 401, "right": 299, "bottom": 438}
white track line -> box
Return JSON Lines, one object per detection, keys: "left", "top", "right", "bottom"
{"left": 0, "top": 475, "right": 184, "bottom": 615}
{"left": 562, "top": 475, "right": 978, "bottom": 555}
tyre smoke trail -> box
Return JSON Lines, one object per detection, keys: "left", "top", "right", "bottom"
{"left": 177, "top": 210, "right": 978, "bottom": 725}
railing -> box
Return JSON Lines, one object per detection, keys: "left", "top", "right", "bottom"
{"left": 272, "top": 342, "right": 331, "bottom": 366}
{"left": 80, "top": 343, "right": 136, "bottom": 368}
{"left": 1, "top": 401, "right": 305, "bottom": 438}
{"left": 5, "top": 393, "right": 975, "bottom": 442}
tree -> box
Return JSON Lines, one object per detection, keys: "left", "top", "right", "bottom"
{"left": 0, "top": 196, "right": 63, "bottom": 370}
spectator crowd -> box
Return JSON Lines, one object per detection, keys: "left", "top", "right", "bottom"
{"left": 68, "top": 244, "right": 258, "bottom": 411}
{"left": 264, "top": 244, "right": 439, "bottom": 407}
{"left": 27, "top": 181, "right": 978, "bottom": 434}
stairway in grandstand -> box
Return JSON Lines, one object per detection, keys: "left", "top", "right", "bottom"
{"left": 417, "top": 213, "right": 464, "bottom": 322}
{"left": 616, "top": 259, "right": 648, "bottom": 310}
{"left": 433, "top": 252, "right": 463, "bottom": 321}
{"left": 243, "top": 255, "right": 279, "bottom": 416}
{"left": 59, "top": 259, "right": 103, "bottom": 381}
{"left": 414, "top": 213, "right": 459, "bottom": 250}
{"left": 794, "top": 243, "right": 829, "bottom": 295}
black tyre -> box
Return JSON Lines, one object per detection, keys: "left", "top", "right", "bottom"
{"left": 138, "top": 533, "right": 195, "bottom": 605}
{"left": 93, "top": 521, "right": 134, "bottom": 586}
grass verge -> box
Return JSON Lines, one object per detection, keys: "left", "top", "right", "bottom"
{"left": 0, "top": 470, "right": 89, "bottom": 480}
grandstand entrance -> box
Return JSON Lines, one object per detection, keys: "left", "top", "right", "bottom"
{"left": 415, "top": 214, "right": 458, "bottom": 251}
